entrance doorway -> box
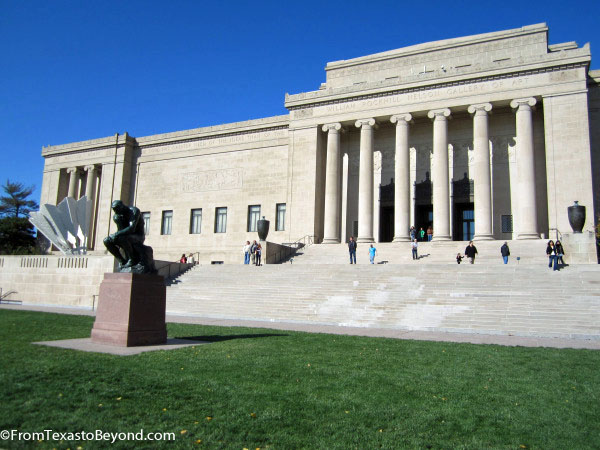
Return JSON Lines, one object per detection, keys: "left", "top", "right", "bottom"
{"left": 415, "top": 205, "right": 432, "bottom": 240}
{"left": 379, "top": 179, "right": 395, "bottom": 242}
{"left": 379, "top": 206, "right": 394, "bottom": 242}
{"left": 454, "top": 203, "right": 474, "bottom": 241}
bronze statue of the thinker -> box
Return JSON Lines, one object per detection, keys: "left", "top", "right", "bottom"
{"left": 103, "top": 200, "right": 156, "bottom": 274}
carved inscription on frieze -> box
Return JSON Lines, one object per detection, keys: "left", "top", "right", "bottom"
{"left": 321, "top": 77, "right": 533, "bottom": 116}
{"left": 182, "top": 168, "right": 243, "bottom": 193}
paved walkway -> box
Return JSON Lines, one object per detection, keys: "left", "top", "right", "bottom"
{"left": 2, "top": 303, "right": 599, "bottom": 350}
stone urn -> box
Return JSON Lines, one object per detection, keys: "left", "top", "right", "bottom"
{"left": 257, "top": 216, "right": 270, "bottom": 241}
{"left": 567, "top": 201, "right": 586, "bottom": 233}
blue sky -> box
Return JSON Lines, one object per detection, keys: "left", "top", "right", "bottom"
{"left": 1, "top": 0, "right": 599, "bottom": 203}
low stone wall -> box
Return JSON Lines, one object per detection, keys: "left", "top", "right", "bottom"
{"left": 0, "top": 256, "right": 193, "bottom": 308}
{"left": 0, "top": 255, "right": 117, "bottom": 308}
{"left": 263, "top": 241, "right": 295, "bottom": 264}
{"left": 561, "top": 232, "right": 598, "bottom": 264}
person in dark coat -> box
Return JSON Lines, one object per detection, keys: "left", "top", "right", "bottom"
{"left": 500, "top": 242, "right": 510, "bottom": 264}
{"left": 348, "top": 236, "right": 357, "bottom": 264}
{"left": 546, "top": 240, "right": 558, "bottom": 270}
{"left": 555, "top": 240, "right": 565, "bottom": 266}
{"left": 464, "top": 241, "right": 478, "bottom": 264}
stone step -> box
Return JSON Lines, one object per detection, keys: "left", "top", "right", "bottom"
{"left": 165, "top": 255, "right": 600, "bottom": 340}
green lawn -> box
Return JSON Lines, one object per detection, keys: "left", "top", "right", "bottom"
{"left": 0, "top": 309, "right": 599, "bottom": 449}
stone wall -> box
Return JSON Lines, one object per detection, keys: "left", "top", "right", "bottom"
{"left": 0, "top": 256, "right": 195, "bottom": 308}
{"left": 0, "top": 255, "right": 116, "bottom": 308}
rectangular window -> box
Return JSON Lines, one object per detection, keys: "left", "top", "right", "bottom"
{"left": 276, "top": 203, "right": 286, "bottom": 231}
{"left": 215, "top": 207, "right": 227, "bottom": 233}
{"left": 161, "top": 210, "right": 173, "bottom": 235}
{"left": 190, "top": 208, "right": 202, "bottom": 234}
{"left": 501, "top": 215, "right": 513, "bottom": 233}
{"left": 142, "top": 212, "right": 151, "bottom": 235}
{"left": 247, "top": 205, "right": 261, "bottom": 232}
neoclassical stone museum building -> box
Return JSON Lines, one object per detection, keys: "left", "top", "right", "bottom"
{"left": 39, "top": 24, "right": 600, "bottom": 263}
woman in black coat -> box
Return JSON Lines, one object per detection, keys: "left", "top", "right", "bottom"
{"left": 546, "top": 240, "right": 557, "bottom": 270}
{"left": 555, "top": 240, "right": 565, "bottom": 266}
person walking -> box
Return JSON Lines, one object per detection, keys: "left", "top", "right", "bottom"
{"left": 464, "top": 241, "right": 478, "bottom": 264}
{"left": 410, "top": 226, "right": 416, "bottom": 241}
{"left": 500, "top": 242, "right": 510, "bottom": 264}
{"left": 546, "top": 240, "right": 558, "bottom": 270}
{"left": 243, "top": 241, "right": 251, "bottom": 264}
{"left": 368, "top": 244, "right": 377, "bottom": 264}
{"left": 188, "top": 253, "right": 195, "bottom": 265}
{"left": 456, "top": 253, "right": 464, "bottom": 264}
{"left": 348, "top": 236, "right": 357, "bottom": 264}
{"left": 426, "top": 226, "right": 433, "bottom": 241}
{"left": 179, "top": 254, "right": 187, "bottom": 263}
{"left": 555, "top": 240, "right": 565, "bottom": 266}
{"left": 419, "top": 227, "right": 425, "bottom": 242}
{"left": 411, "top": 239, "right": 418, "bottom": 260}
{"left": 255, "top": 243, "right": 262, "bottom": 266}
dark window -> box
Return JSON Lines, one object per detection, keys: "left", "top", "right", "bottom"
{"left": 215, "top": 207, "right": 227, "bottom": 233}
{"left": 276, "top": 203, "right": 286, "bottom": 231}
{"left": 142, "top": 212, "right": 150, "bottom": 235}
{"left": 190, "top": 209, "right": 202, "bottom": 234}
{"left": 247, "top": 205, "right": 260, "bottom": 232}
{"left": 161, "top": 210, "right": 173, "bottom": 235}
{"left": 501, "top": 215, "right": 513, "bottom": 233}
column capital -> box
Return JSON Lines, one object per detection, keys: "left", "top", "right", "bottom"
{"left": 510, "top": 97, "right": 537, "bottom": 109}
{"left": 355, "top": 118, "right": 376, "bottom": 129}
{"left": 322, "top": 122, "right": 342, "bottom": 133}
{"left": 66, "top": 167, "right": 79, "bottom": 174}
{"left": 467, "top": 102, "right": 492, "bottom": 115}
{"left": 390, "top": 113, "right": 412, "bottom": 124}
{"left": 427, "top": 108, "right": 451, "bottom": 120}
{"left": 84, "top": 165, "right": 97, "bottom": 173}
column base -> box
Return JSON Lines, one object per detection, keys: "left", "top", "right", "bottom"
{"left": 432, "top": 235, "right": 452, "bottom": 241}
{"left": 356, "top": 237, "right": 374, "bottom": 243}
{"left": 473, "top": 234, "right": 494, "bottom": 241}
{"left": 517, "top": 233, "right": 540, "bottom": 240}
{"left": 392, "top": 236, "right": 410, "bottom": 242}
{"left": 321, "top": 238, "right": 341, "bottom": 244}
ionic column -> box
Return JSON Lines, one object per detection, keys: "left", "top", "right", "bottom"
{"left": 468, "top": 102, "right": 493, "bottom": 240}
{"left": 510, "top": 97, "right": 538, "bottom": 239}
{"left": 67, "top": 167, "right": 80, "bottom": 199}
{"left": 427, "top": 108, "right": 452, "bottom": 241}
{"left": 84, "top": 165, "right": 97, "bottom": 200}
{"left": 322, "top": 123, "right": 343, "bottom": 243}
{"left": 84, "top": 165, "right": 97, "bottom": 248}
{"left": 355, "top": 118, "right": 376, "bottom": 243}
{"left": 390, "top": 113, "right": 412, "bottom": 242}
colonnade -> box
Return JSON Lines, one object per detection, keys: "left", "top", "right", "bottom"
{"left": 65, "top": 165, "right": 100, "bottom": 248}
{"left": 321, "top": 97, "right": 539, "bottom": 243}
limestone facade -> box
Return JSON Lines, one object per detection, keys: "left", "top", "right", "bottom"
{"left": 39, "top": 24, "right": 600, "bottom": 263}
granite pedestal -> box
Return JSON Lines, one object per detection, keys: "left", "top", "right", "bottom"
{"left": 91, "top": 273, "right": 167, "bottom": 346}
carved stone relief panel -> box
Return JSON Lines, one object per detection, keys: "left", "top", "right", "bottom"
{"left": 181, "top": 168, "right": 243, "bottom": 193}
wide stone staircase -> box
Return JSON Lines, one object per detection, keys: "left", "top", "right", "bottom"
{"left": 166, "top": 249, "right": 600, "bottom": 340}
{"left": 291, "top": 240, "right": 551, "bottom": 265}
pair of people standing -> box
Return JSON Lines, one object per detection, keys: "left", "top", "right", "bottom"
{"left": 546, "top": 240, "right": 565, "bottom": 271}
{"left": 347, "top": 237, "right": 377, "bottom": 264}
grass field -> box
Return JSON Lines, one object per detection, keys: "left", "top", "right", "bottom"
{"left": 0, "top": 309, "right": 599, "bottom": 449}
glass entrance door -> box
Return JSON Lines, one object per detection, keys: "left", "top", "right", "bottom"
{"left": 454, "top": 203, "right": 474, "bottom": 241}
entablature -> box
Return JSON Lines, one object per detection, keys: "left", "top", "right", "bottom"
{"left": 286, "top": 44, "right": 590, "bottom": 111}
